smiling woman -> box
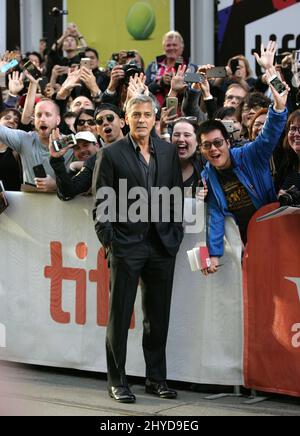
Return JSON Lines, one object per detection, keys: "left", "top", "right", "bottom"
{"left": 277, "top": 109, "right": 300, "bottom": 194}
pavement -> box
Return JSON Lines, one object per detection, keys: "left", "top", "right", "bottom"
{"left": 0, "top": 362, "right": 300, "bottom": 417}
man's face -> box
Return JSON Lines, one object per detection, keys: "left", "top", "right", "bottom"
{"left": 73, "top": 140, "right": 99, "bottom": 162}
{"left": 0, "top": 111, "right": 20, "bottom": 129}
{"left": 200, "top": 129, "right": 231, "bottom": 170}
{"left": 224, "top": 87, "right": 247, "bottom": 109}
{"left": 70, "top": 97, "right": 94, "bottom": 114}
{"left": 163, "top": 37, "right": 183, "bottom": 61}
{"left": 34, "top": 101, "right": 60, "bottom": 140}
{"left": 85, "top": 51, "right": 99, "bottom": 70}
{"left": 63, "top": 36, "right": 77, "bottom": 52}
{"left": 125, "top": 103, "right": 156, "bottom": 141}
{"left": 96, "top": 110, "right": 125, "bottom": 144}
{"left": 172, "top": 122, "right": 197, "bottom": 161}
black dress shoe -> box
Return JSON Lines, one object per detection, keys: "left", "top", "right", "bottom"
{"left": 108, "top": 386, "right": 136, "bottom": 403}
{"left": 145, "top": 380, "right": 177, "bottom": 399}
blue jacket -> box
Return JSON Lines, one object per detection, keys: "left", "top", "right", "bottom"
{"left": 201, "top": 106, "right": 288, "bottom": 257}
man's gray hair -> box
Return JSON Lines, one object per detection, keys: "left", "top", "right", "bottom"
{"left": 126, "top": 95, "right": 157, "bottom": 115}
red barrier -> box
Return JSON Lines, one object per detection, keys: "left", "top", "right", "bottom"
{"left": 243, "top": 203, "right": 300, "bottom": 397}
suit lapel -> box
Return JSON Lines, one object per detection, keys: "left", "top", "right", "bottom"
{"left": 120, "top": 137, "right": 146, "bottom": 188}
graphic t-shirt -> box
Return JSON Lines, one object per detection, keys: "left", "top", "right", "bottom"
{"left": 217, "top": 167, "right": 256, "bottom": 244}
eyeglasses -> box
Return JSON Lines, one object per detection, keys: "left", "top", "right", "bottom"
{"left": 225, "top": 95, "right": 244, "bottom": 101}
{"left": 77, "top": 119, "right": 96, "bottom": 127}
{"left": 289, "top": 126, "right": 300, "bottom": 134}
{"left": 96, "top": 114, "right": 115, "bottom": 125}
{"left": 200, "top": 138, "right": 225, "bottom": 150}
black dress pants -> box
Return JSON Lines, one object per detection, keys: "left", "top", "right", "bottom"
{"left": 106, "top": 238, "right": 176, "bottom": 387}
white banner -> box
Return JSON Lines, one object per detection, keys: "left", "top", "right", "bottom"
{"left": 245, "top": 3, "right": 300, "bottom": 76}
{"left": 0, "top": 193, "right": 243, "bottom": 385}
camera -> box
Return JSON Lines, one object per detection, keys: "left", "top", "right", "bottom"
{"left": 221, "top": 120, "right": 235, "bottom": 134}
{"left": 112, "top": 51, "right": 136, "bottom": 64}
{"left": 279, "top": 185, "right": 300, "bottom": 207}
{"left": 122, "top": 61, "right": 143, "bottom": 85}
{"left": 53, "top": 134, "right": 77, "bottom": 152}
{"left": 49, "top": 7, "right": 68, "bottom": 18}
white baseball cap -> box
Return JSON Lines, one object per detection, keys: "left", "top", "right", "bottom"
{"left": 75, "top": 131, "right": 97, "bottom": 143}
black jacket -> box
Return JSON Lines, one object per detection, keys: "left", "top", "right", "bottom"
{"left": 93, "top": 134, "right": 184, "bottom": 257}
{"left": 50, "top": 154, "right": 96, "bottom": 201}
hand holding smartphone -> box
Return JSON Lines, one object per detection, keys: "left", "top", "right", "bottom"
{"left": 80, "top": 58, "right": 91, "bottom": 70}
{"left": 268, "top": 74, "right": 287, "bottom": 96}
{"left": 184, "top": 72, "right": 204, "bottom": 84}
{"left": 23, "top": 60, "right": 42, "bottom": 80}
{"left": 206, "top": 67, "right": 227, "bottom": 79}
{"left": 166, "top": 97, "right": 178, "bottom": 117}
{"left": 33, "top": 164, "right": 47, "bottom": 179}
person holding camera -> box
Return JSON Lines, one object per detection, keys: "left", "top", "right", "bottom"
{"left": 49, "top": 104, "right": 125, "bottom": 201}
{"left": 198, "top": 66, "right": 289, "bottom": 276}
{"left": 101, "top": 51, "right": 144, "bottom": 109}
{"left": 0, "top": 98, "right": 73, "bottom": 191}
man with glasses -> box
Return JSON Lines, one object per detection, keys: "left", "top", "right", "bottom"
{"left": 198, "top": 67, "right": 289, "bottom": 275}
{"left": 224, "top": 83, "right": 248, "bottom": 109}
{"left": 49, "top": 104, "right": 125, "bottom": 200}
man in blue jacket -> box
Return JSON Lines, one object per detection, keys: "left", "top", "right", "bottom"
{"left": 198, "top": 67, "right": 289, "bottom": 275}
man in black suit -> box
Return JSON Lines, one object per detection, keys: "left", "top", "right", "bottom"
{"left": 93, "top": 95, "right": 184, "bottom": 403}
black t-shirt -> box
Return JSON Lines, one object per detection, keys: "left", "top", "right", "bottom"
{"left": 217, "top": 167, "right": 256, "bottom": 244}
{"left": 183, "top": 168, "right": 201, "bottom": 197}
{"left": 281, "top": 171, "right": 300, "bottom": 191}
{"left": 0, "top": 148, "right": 22, "bottom": 191}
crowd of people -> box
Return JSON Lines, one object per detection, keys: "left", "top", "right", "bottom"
{"left": 1, "top": 25, "right": 300, "bottom": 403}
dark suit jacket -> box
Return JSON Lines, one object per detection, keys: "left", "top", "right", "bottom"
{"left": 93, "top": 134, "right": 184, "bottom": 257}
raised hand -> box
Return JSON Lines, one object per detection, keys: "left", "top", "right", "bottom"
{"left": 254, "top": 40, "right": 277, "bottom": 70}
{"left": 8, "top": 71, "right": 24, "bottom": 96}
{"left": 170, "top": 64, "right": 188, "bottom": 95}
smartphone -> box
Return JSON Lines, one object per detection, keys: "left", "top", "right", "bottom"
{"left": 268, "top": 74, "right": 287, "bottom": 96}
{"left": 53, "top": 134, "right": 77, "bottom": 152}
{"left": 230, "top": 59, "right": 239, "bottom": 75}
{"left": 221, "top": 120, "right": 235, "bottom": 134}
{"left": 294, "top": 50, "right": 300, "bottom": 68}
{"left": 126, "top": 51, "right": 136, "bottom": 59}
{"left": 166, "top": 97, "right": 178, "bottom": 116}
{"left": 23, "top": 60, "right": 42, "bottom": 80}
{"left": 206, "top": 66, "right": 227, "bottom": 79}
{"left": 0, "top": 59, "right": 19, "bottom": 74}
{"left": 33, "top": 164, "right": 47, "bottom": 179}
{"left": 80, "top": 58, "right": 91, "bottom": 70}
{"left": 184, "top": 72, "right": 204, "bottom": 84}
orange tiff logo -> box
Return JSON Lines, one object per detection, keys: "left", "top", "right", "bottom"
{"left": 44, "top": 242, "right": 135, "bottom": 328}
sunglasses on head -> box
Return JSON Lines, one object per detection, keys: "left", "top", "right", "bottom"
{"left": 77, "top": 119, "right": 96, "bottom": 127}
{"left": 96, "top": 114, "right": 115, "bottom": 126}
